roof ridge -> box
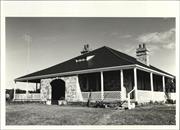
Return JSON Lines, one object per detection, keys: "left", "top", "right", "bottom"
{"left": 104, "top": 46, "right": 136, "bottom": 65}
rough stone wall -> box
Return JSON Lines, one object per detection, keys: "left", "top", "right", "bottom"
{"left": 40, "top": 78, "right": 57, "bottom": 101}
{"left": 40, "top": 75, "right": 83, "bottom": 102}
{"left": 61, "top": 76, "right": 83, "bottom": 102}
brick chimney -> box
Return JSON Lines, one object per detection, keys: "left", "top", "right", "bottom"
{"left": 81, "top": 44, "right": 90, "bottom": 54}
{"left": 136, "top": 43, "right": 149, "bottom": 66}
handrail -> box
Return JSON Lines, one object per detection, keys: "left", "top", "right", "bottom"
{"left": 127, "top": 87, "right": 135, "bottom": 109}
{"left": 128, "top": 88, "right": 135, "bottom": 96}
{"left": 127, "top": 88, "right": 135, "bottom": 100}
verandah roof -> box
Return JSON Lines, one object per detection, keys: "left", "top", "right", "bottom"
{"left": 15, "top": 46, "right": 174, "bottom": 83}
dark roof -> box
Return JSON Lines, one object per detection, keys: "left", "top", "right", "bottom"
{"left": 15, "top": 46, "right": 174, "bottom": 82}
{"left": 148, "top": 65, "right": 174, "bottom": 77}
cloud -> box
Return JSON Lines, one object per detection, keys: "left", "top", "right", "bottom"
{"left": 137, "top": 28, "right": 175, "bottom": 50}
{"left": 109, "top": 32, "right": 132, "bottom": 39}
{"left": 120, "top": 34, "right": 132, "bottom": 38}
{"left": 110, "top": 32, "right": 119, "bottom": 36}
{"left": 163, "top": 42, "right": 175, "bottom": 49}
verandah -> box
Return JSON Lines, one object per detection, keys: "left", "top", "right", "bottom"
{"left": 78, "top": 67, "right": 174, "bottom": 102}
{"left": 13, "top": 67, "right": 175, "bottom": 103}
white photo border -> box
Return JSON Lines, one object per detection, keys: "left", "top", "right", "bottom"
{"left": 1, "top": 1, "right": 179, "bottom": 130}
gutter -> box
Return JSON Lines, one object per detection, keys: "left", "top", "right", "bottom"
{"left": 15, "top": 64, "right": 136, "bottom": 82}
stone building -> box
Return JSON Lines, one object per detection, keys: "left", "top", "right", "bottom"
{"left": 14, "top": 44, "right": 176, "bottom": 104}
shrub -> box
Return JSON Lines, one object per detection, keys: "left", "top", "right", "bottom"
{"left": 165, "top": 99, "right": 175, "bottom": 104}
{"left": 134, "top": 101, "right": 138, "bottom": 105}
{"left": 149, "top": 100, "right": 154, "bottom": 104}
{"left": 67, "top": 101, "right": 88, "bottom": 107}
{"left": 94, "top": 100, "right": 124, "bottom": 108}
{"left": 6, "top": 94, "right": 11, "bottom": 102}
{"left": 94, "top": 101, "right": 106, "bottom": 108}
{"left": 6, "top": 89, "right": 14, "bottom": 101}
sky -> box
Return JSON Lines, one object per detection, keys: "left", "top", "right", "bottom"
{"left": 6, "top": 17, "right": 175, "bottom": 90}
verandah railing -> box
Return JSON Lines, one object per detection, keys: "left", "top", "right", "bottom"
{"left": 81, "top": 91, "right": 121, "bottom": 101}
{"left": 14, "top": 93, "right": 41, "bottom": 101}
{"left": 14, "top": 91, "right": 122, "bottom": 101}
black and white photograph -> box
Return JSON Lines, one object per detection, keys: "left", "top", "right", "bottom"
{"left": 1, "top": 1, "right": 179, "bottom": 130}
{"left": 5, "top": 17, "right": 176, "bottom": 125}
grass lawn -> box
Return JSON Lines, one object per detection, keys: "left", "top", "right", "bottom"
{"left": 6, "top": 103, "right": 175, "bottom": 125}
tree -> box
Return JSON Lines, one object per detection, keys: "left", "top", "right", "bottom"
{"left": 165, "top": 78, "right": 176, "bottom": 100}
{"left": 165, "top": 78, "right": 175, "bottom": 93}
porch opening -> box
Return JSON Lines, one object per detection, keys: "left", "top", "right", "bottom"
{"left": 50, "top": 79, "right": 65, "bottom": 104}
{"left": 153, "top": 74, "right": 163, "bottom": 92}
{"left": 137, "top": 70, "right": 151, "bottom": 90}
{"left": 103, "top": 70, "right": 121, "bottom": 91}
{"left": 124, "top": 69, "right": 134, "bottom": 99}
{"left": 78, "top": 72, "right": 101, "bottom": 92}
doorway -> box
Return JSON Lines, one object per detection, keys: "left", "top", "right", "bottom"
{"left": 50, "top": 79, "right": 65, "bottom": 104}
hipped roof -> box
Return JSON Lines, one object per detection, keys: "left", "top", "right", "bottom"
{"left": 15, "top": 46, "right": 174, "bottom": 83}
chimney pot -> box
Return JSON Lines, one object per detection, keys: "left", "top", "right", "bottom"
{"left": 136, "top": 43, "right": 149, "bottom": 66}
{"left": 143, "top": 43, "right": 146, "bottom": 48}
{"left": 81, "top": 44, "right": 90, "bottom": 54}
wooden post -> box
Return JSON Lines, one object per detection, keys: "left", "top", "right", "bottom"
{"left": 162, "top": 76, "right": 165, "bottom": 92}
{"left": 150, "top": 72, "right": 154, "bottom": 101}
{"left": 26, "top": 81, "right": 29, "bottom": 101}
{"left": 150, "top": 73, "right": 154, "bottom": 91}
{"left": 134, "top": 68, "right": 138, "bottom": 102}
{"left": 86, "top": 77, "right": 89, "bottom": 91}
{"left": 39, "top": 82, "right": 41, "bottom": 91}
{"left": 36, "top": 83, "right": 38, "bottom": 91}
{"left": 120, "top": 69, "right": 124, "bottom": 100}
{"left": 39, "top": 81, "right": 42, "bottom": 101}
{"left": 13, "top": 82, "right": 16, "bottom": 101}
{"left": 100, "top": 71, "right": 104, "bottom": 100}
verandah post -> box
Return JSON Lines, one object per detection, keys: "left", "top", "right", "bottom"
{"left": 150, "top": 72, "right": 154, "bottom": 101}
{"left": 120, "top": 69, "right": 124, "bottom": 100}
{"left": 100, "top": 71, "right": 104, "bottom": 100}
{"left": 13, "top": 82, "right": 16, "bottom": 101}
{"left": 162, "top": 76, "right": 165, "bottom": 92}
{"left": 36, "top": 83, "right": 38, "bottom": 91}
{"left": 134, "top": 68, "right": 138, "bottom": 102}
{"left": 26, "top": 80, "right": 29, "bottom": 101}
{"left": 150, "top": 73, "right": 154, "bottom": 91}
